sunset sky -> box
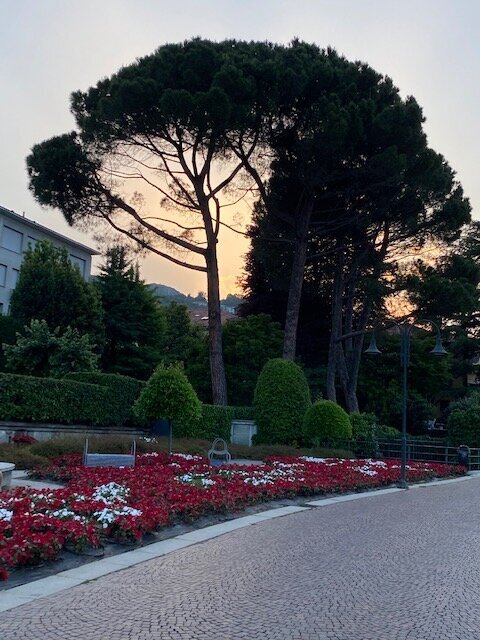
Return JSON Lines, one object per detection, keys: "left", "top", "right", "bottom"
{"left": 1, "top": 0, "right": 478, "bottom": 296}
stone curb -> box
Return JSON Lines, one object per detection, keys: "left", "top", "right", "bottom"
{"left": 0, "top": 473, "right": 474, "bottom": 613}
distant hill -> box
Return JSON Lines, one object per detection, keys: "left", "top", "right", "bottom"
{"left": 147, "top": 283, "right": 242, "bottom": 313}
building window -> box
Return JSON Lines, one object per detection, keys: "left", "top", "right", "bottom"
{"left": 0, "top": 264, "right": 6, "bottom": 287}
{"left": 0, "top": 303, "right": 3, "bottom": 315}
{"left": 1, "top": 226, "right": 23, "bottom": 253}
{"left": 26, "top": 236, "right": 38, "bottom": 250}
{"left": 70, "top": 254, "right": 86, "bottom": 277}
{"left": 11, "top": 269, "right": 19, "bottom": 288}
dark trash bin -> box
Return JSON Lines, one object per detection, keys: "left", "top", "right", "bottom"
{"left": 151, "top": 418, "right": 173, "bottom": 454}
{"left": 457, "top": 445, "right": 470, "bottom": 468}
{"left": 151, "top": 418, "right": 171, "bottom": 437}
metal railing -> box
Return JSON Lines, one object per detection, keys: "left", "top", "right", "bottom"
{"left": 336, "top": 438, "right": 480, "bottom": 470}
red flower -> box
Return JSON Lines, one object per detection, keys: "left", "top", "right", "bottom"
{"left": 0, "top": 452, "right": 465, "bottom": 580}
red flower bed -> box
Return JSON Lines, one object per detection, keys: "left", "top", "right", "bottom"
{"left": 0, "top": 453, "right": 464, "bottom": 580}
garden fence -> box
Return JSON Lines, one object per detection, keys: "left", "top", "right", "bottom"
{"left": 337, "top": 438, "right": 480, "bottom": 471}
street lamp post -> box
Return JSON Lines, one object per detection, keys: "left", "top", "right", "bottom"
{"left": 365, "top": 321, "right": 447, "bottom": 489}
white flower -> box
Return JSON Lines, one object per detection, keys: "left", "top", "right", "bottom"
{"left": 243, "top": 477, "right": 273, "bottom": 486}
{"left": 176, "top": 473, "right": 215, "bottom": 486}
{"left": 49, "top": 508, "right": 84, "bottom": 522}
{"left": 177, "top": 474, "right": 194, "bottom": 483}
{"left": 0, "top": 508, "right": 13, "bottom": 522}
{"left": 354, "top": 467, "right": 378, "bottom": 476}
{"left": 92, "top": 483, "right": 129, "bottom": 504}
{"left": 93, "top": 506, "right": 143, "bottom": 527}
{"left": 172, "top": 453, "right": 202, "bottom": 461}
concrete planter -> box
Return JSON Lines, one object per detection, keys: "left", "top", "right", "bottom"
{"left": 0, "top": 462, "right": 15, "bottom": 488}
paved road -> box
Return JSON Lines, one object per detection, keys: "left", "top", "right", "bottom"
{"left": 1, "top": 478, "right": 480, "bottom": 639}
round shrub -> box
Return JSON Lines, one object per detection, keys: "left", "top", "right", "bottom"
{"left": 302, "top": 400, "right": 352, "bottom": 446}
{"left": 253, "top": 358, "right": 311, "bottom": 445}
{"left": 134, "top": 364, "right": 202, "bottom": 429}
{"left": 447, "top": 393, "right": 480, "bottom": 446}
{"left": 377, "top": 425, "right": 402, "bottom": 439}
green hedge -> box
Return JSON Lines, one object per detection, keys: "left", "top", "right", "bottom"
{"left": 0, "top": 369, "right": 251, "bottom": 436}
{"left": 231, "top": 406, "right": 255, "bottom": 420}
{"left": 174, "top": 404, "right": 234, "bottom": 441}
{"left": 199, "top": 405, "right": 234, "bottom": 440}
{"left": 65, "top": 372, "right": 145, "bottom": 426}
{"left": 0, "top": 373, "right": 111, "bottom": 425}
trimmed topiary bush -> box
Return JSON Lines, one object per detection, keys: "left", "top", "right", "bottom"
{"left": 302, "top": 400, "right": 352, "bottom": 446}
{"left": 447, "top": 392, "right": 480, "bottom": 446}
{"left": 253, "top": 358, "right": 311, "bottom": 445}
{"left": 134, "top": 364, "right": 202, "bottom": 432}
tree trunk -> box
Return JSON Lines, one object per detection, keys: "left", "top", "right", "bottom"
{"left": 282, "top": 200, "right": 313, "bottom": 360}
{"left": 326, "top": 250, "right": 345, "bottom": 401}
{"left": 205, "top": 244, "right": 228, "bottom": 405}
{"left": 343, "top": 300, "right": 373, "bottom": 411}
{"left": 338, "top": 225, "right": 390, "bottom": 412}
{"left": 337, "top": 344, "right": 360, "bottom": 412}
{"left": 339, "top": 254, "right": 362, "bottom": 413}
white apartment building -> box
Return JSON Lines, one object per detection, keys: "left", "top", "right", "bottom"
{"left": 0, "top": 205, "right": 99, "bottom": 314}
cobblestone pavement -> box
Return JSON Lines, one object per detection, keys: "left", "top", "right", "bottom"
{"left": 1, "top": 479, "right": 480, "bottom": 639}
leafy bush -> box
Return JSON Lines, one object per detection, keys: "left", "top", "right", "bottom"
{"left": 134, "top": 364, "right": 202, "bottom": 427}
{"left": 350, "top": 412, "right": 377, "bottom": 441}
{"left": 349, "top": 412, "right": 378, "bottom": 457}
{"left": 0, "top": 315, "right": 22, "bottom": 372}
{"left": 447, "top": 392, "right": 480, "bottom": 446}
{"left": 65, "top": 372, "right": 146, "bottom": 426}
{"left": 3, "top": 320, "right": 99, "bottom": 377}
{"left": 302, "top": 400, "right": 352, "bottom": 446}
{"left": 253, "top": 359, "right": 311, "bottom": 445}
{"left": 49, "top": 327, "right": 99, "bottom": 376}
{"left": 377, "top": 425, "right": 402, "bottom": 439}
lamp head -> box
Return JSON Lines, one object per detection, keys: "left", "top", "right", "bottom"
{"left": 365, "top": 332, "right": 382, "bottom": 355}
{"left": 431, "top": 334, "right": 448, "bottom": 356}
